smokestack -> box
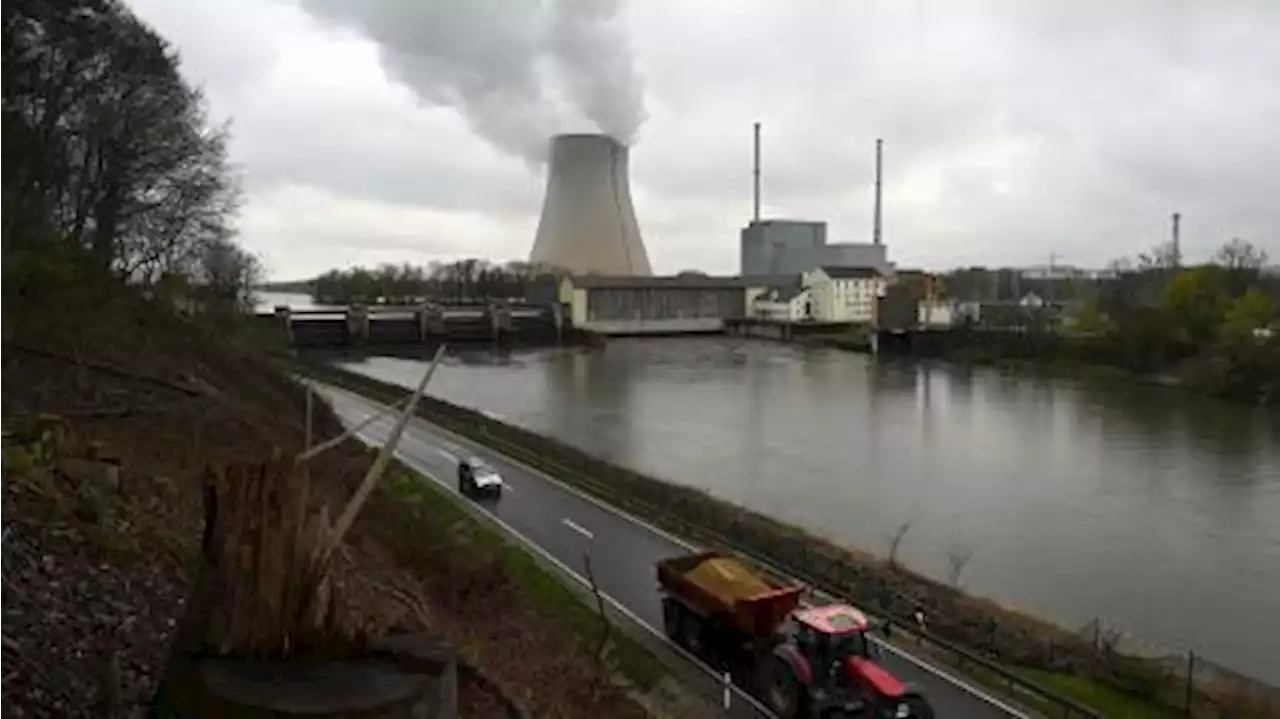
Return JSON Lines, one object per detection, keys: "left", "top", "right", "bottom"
{"left": 1171, "top": 212, "right": 1182, "bottom": 267}
{"left": 872, "top": 138, "right": 884, "bottom": 246}
{"left": 529, "top": 134, "right": 653, "bottom": 276}
{"left": 752, "top": 121, "right": 762, "bottom": 224}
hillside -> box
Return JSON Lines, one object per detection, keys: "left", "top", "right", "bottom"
{"left": 1, "top": 281, "right": 663, "bottom": 717}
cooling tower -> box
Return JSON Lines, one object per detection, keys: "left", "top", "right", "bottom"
{"left": 529, "top": 134, "right": 653, "bottom": 276}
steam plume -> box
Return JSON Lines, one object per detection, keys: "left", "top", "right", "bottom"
{"left": 301, "top": 0, "right": 647, "bottom": 165}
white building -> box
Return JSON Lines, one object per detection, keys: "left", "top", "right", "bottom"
{"left": 918, "top": 300, "right": 954, "bottom": 328}
{"left": 749, "top": 285, "right": 813, "bottom": 322}
{"left": 802, "top": 266, "right": 885, "bottom": 323}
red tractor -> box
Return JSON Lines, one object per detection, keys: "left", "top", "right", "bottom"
{"left": 658, "top": 551, "right": 934, "bottom": 718}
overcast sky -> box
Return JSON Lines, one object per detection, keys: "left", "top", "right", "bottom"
{"left": 127, "top": 0, "right": 1279, "bottom": 280}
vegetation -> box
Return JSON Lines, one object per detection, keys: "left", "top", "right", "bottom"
{"left": 309, "top": 259, "right": 564, "bottom": 305}
{"left": 3, "top": 0, "right": 260, "bottom": 316}
{"left": 937, "top": 240, "right": 1279, "bottom": 403}
{"left": 308, "top": 362, "right": 1279, "bottom": 719}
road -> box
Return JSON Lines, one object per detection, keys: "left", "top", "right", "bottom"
{"left": 318, "top": 384, "right": 1026, "bottom": 719}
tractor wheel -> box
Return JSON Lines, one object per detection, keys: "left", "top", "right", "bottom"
{"left": 764, "top": 655, "right": 803, "bottom": 719}
{"left": 902, "top": 693, "right": 934, "bottom": 719}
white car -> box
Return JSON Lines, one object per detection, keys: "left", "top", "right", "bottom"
{"left": 457, "top": 456, "right": 503, "bottom": 500}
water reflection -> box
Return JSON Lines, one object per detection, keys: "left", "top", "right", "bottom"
{"left": 541, "top": 350, "right": 635, "bottom": 467}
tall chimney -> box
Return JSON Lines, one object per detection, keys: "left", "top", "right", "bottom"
{"left": 529, "top": 134, "right": 652, "bottom": 276}
{"left": 752, "top": 121, "right": 762, "bottom": 224}
{"left": 872, "top": 138, "right": 884, "bottom": 246}
{"left": 1171, "top": 212, "right": 1182, "bottom": 267}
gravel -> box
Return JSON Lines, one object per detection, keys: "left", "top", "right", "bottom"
{"left": 2, "top": 522, "right": 187, "bottom": 719}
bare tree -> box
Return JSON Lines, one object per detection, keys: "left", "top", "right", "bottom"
{"left": 945, "top": 544, "right": 974, "bottom": 587}
{"left": 1214, "top": 238, "right": 1269, "bottom": 272}
{"left": 582, "top": 548, "right": 614, "bottom": 696}
{"left": 886, "top": 519, "right": 913, "bottom": 567}
{"left": 4, "top": 0, "right": 244, "bottom": 302}
{"left": 1136, "top": 241, "right": 1180, "bottom": 272}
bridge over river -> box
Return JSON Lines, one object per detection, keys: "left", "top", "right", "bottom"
{"left": 334, "top": 336, "right": 1280, "bottom": 687}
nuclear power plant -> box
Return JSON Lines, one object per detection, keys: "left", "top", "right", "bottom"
{"left": 529, "top": 133, "right": 653, "bottom": 276}
{"left": 534, "top": 126, "right": 898, "bottom": 337}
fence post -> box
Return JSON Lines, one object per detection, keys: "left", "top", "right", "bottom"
{"left": 1184, "top": 650, "right": 1195, "bottom": 715}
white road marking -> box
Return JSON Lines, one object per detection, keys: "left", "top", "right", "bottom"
{"left": 434, "top": 447, "right": 458, "bottom": 462}
{"left": 319, "top": 383, "right": 1027, "bottom": 716}
{"left": 562, "top": 517, "right": 594, "bottom": 541}
{"left": 872, "top": 640, "right": 1030, "bottom": 718}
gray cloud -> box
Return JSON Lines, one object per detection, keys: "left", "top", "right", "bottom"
{"left": 126, "top": 0, "right": 1279, "bottom": 277}
{"left": 297, "top": 0, "right": 647, "bottom": 165}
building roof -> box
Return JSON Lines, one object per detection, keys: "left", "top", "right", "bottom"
{"left": 740, "top": 273, "right": 803, "bottom": 288}
{"left": 746, "top": 218, "right": 827, "bottom": 228}
{"left": 757, "top": 285, "right": 809, "bottom": 303}
{"left": 566, "top": 274, "right": 751, "bottom": 290}
{"left": 818, "top": 266, "right": 882, "bottom": 279}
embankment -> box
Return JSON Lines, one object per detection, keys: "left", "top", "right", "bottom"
{"left": 306, "top": 359, "right": 1277, "bottom": 719}
{"left": 2, "top": 287, "right": 704, "bottom": 717}
{"left": 878, "top": 329, "right": 1280, "bottom": 405}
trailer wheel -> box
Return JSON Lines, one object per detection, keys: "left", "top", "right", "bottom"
{"left": 679, "top": 612, "right": 705, "bottom": 655}
{"left": 661, "top": 599, "right": 682, "bottom": 642}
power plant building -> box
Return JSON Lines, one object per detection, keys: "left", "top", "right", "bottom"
{"left": 529, "top": 134, "right": 653, "bottom": 276}
{"left": 740, "top": 219, "right": 891, "bottom": 277}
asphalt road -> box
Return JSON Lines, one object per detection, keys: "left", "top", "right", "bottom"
{"left": 318, "top": 384, "right": 1026, "bottom": 719}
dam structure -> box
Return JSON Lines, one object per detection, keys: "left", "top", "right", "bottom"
{"left": 529, "top": 134, "right": 653, "bottom": 277}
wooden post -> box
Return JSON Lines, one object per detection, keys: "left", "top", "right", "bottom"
{"left": 1184, "top": 650, "right": 1195, "bottom": 715}
{"left": 327, "top": 344, "right": 445, "bottom": 553}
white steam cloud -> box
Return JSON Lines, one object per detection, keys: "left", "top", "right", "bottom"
{"left": 300, "top": 0, "right": 647, "bottom": 165}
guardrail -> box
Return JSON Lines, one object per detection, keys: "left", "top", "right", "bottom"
{"left": 308, "top": 363, "right": 1106, "bottom": 718}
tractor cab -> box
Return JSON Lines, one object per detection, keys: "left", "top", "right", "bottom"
{"left": 792, "top": 605, "right": 874, "bottom": 685}
{"left": 791, "top": 604, "right": 926, "bottom": 717}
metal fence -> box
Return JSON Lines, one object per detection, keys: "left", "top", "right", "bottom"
{"left": 1071, "top": 618, "right": 1280, "bottom": 718}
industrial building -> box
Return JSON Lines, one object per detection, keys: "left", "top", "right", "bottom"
{"left": 559, "top": 274, "right": 753, "bottom": 335}
{"left": 739, "top": 219, "right": 891, "bottom": 277}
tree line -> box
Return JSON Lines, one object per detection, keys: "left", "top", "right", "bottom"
{"left": 947, "top": 238, "right": 1278, "bottom": 402}
{"left": 309, "top": 260, "right": 561, "bottom": 305}
{"left": 3, "top": 0, "right": 259, "bottom": 316}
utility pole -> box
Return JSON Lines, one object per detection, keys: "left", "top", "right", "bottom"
{"left": 872, "top": 138, "right": 884, "bottom": 246}
{"left": 1171, "top": 212, "right": 1182, "bottom": 268}
{"left": 752, "top": 121, "right": 762, "bottom": 224}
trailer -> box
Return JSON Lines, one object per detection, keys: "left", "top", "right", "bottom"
{"left": 657, "top": 551, "right": 933, "bottom": 718}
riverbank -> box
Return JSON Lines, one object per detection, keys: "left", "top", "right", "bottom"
{"left": 305, "top": 359, "right": 1278, "bottom": 719}
{"left": 1, "top": 288, "right": 702, "bottom": 717}
{"left": 806, "top": 327, "right": 1280, "bottom": 405}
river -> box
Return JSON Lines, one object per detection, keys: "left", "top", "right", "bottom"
{"left": 274, "top": 289, "right": 1279, "bottom": 682}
